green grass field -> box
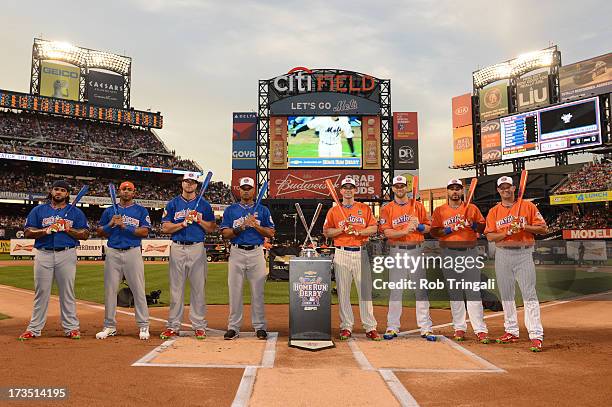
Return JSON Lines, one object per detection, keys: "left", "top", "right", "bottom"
{"left": 1, "top": 260, "right": 610, "bottom": 309}
{"left": 288, "top": 128, "right": 362, "bottom": 158}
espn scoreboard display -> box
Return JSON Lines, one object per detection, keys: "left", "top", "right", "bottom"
{"left": 500, "top": 97, "right": 601, "bottom": 160}
{"left": 0, "top": 89, "right": 162, "bottom": 129}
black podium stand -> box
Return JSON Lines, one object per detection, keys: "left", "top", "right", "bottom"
{"left": 288, "top": 257, "right": 335, "bottom": 351}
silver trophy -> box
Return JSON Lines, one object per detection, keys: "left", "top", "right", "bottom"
{"left": 295, "top": 202, "right": 323, "bottom": 258}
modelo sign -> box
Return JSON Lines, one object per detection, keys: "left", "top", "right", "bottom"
{"left": 269, "top": 170, "right": 380, "bottom": 199}
{"left": 563, "top": 229, "right": 612, "bottom": 240}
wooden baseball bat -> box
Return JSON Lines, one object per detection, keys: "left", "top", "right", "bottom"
{"left": 252, "top": 180, "right": 268, "bottom": 214}
{"left": 108, "top": 183, "right": 118, "bottom": 215}
{"left": 193, "top": 171, "right": 213, "bottom": 209}
{"left": 462, "top": 177, "right": 478, "bottom": 216}
{"left": 63, "top": 185, "right": 89, "bottom": 218}
{"left": 325, "top": 179, "right": 349, "bottom": 221}
{"left": 411, "top": 175, "right": 419, "bottom": 214}
{"left": 515, "top": 169, "right": 528, "bottom": 217}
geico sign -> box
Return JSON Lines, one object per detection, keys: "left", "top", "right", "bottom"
{"left": 42, "top": 66, "right": 78, "bottom": 78}
{"left": 273, "top": 67, "right": 376, "bottom": 93}
{"left": 232, "top": 150, "right": 256, "bottom": 159}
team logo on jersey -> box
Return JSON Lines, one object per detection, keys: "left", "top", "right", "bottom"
{"left": 496, "top": 215, "right": 525, "bottom": 228}
{"left": 121, "top": 215, "right": 140, "bottom": 227}
{"left": 174, "top": 209, "right": 201, "bottom": 221}
{"left": 42, "top": 216, "right": 74, "bottom": 228}
{"left": 392, "top": 214, "right": 412, "bottom": 227}
{"left": 345, "top": 215, "right": 366, "bottom": 225}
{"left": 443, "top": 214, "right": 463, "bottom": 228}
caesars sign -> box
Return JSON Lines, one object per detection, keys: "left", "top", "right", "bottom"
{"left": 516, "top": 72, "right": 549, "bottom": 112}
{"left": 40, "top": 61, "right": 80, "bottom": 101}
{"left": 86, "top": 70, "right": 125, "bottom": 108}
{"left": 479, "top": 83, "right": 508, "bottom": 121}
{"left": 267, "top": 67, "right": 382, "bottom": 115}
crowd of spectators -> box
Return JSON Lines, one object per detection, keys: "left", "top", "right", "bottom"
{"left": 0, "top": 170, "right": 234, "bottom": 204}
{"left": 0, "top": 110, "right": 199, "bottom": 171}
{"left": 556, "top": 161, "right": 612, "bottom": 194}
{"left": 548, "top": 208, "right": 611, "bottom": 233}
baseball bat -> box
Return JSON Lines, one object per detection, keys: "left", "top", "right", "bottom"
{"left": 63, "top": 185, "right": 89, "bottom": 218}
{"left": 252, "top": 180, "right": 268, "bottom": 214}
{"left": 324, "top": 179, "right": 349, "bottom": 220}
{"left": 193, "top": 171, "right": 213, "bottom": 210}
{"left": 295, "top": 203, "right": 316, "bottom": 247}
{"left": 108, "top": 183, "right": 118, "bottom": 215}
{"left": 515, "top": 169, "right": 528, "bottom": 217}
{"left": 462, "top": 177, "right": 478, "bottom": 216}
{"left": 411, "top": 175, "right": 419, "bottom": 213}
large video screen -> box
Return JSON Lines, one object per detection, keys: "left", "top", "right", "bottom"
{"left": 500, "top": 97, "right": 601, "bottom": 160}
{"left": 287, "top": 116, "right": 362, "bottom": 167}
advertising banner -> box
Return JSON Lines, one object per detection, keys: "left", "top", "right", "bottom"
{"left": 566, "top": 241, "right": 607, "bottom": 260}
{"left": 141, "top": 240, "right": 171, "bottom": 257}
{"left": 516, "top": 72, "right": 550, "bottom": 112}
{"left": 394, "top": 139, "right": 419, "bottom": 170}
{"left": 270, "top": 92, "right": 380, "bottom": 115}
{"left": 86, "top": 70, "right": 124, "bottom": 108}
{"left": 77, "top": 240, "right": 103, "bottom": 257}
{"left": 550, "top": 190, "right": 611, "bottom": 205}
{"left": 232, "top": 112, "right": 257, "bottom": 140}
{"left": 40, "top": 61, "right": 80, "bottom": 101}
{"left": 362, "top": 116, "right": 381, "bottom": 169}
{"left": 559, "top": 53, "right": 612, "bottom": 101}
{"left": 232, "top": 140, "right": 257, "bottom": 169}
{"left": 10, "top": 239, "right": 35, "bottom": 256}
{"left": 563, "top": 229, "right": 612, "bottom": 240}
{"left": 269, "top": 169, "right": 381, "bottom": 199}
{"left": 452, "top": 125, "right": 474, "bottom": 166}
{"left": 480, "top": 119, "right": 502, "bottom": 163}
{"left": 393, "top": 112, "right": 418, "bottom": 140}
{"left": 269, "top": 116, "right": 288, "bottom": 169}
{"left": 393, "top": 170, "right": 419, "bottom": 196}
{"left": 479, "top": 83, "right": 508, "bottom": 121}
{"left": 451, "top": 94, "right": 473, "bottom": 128}
{"left": 231, "top": 169, "right": 257, "bottom": 199}
{"left": 0, "top": 240, "right": 10, "bottom": 253}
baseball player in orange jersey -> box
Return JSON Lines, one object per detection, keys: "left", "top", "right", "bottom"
{"left": 323, "top": 176, "right": 381, "bottom": 341}
{"left": 485, "top": 176, "right": 547, "bottom": 352}
{"left": 431, "top": 179, "right": 490, "bottom": 344}
{"left": 379, "top": 176, "right": 433, "bottom": 340}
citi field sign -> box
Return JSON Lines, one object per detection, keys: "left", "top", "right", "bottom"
{"left": 272, "top": 67, "right": 377, "bottom": 94}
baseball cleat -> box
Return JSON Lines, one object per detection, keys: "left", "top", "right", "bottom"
{"left": 194, "top": 329, "right": 206, "bottom": 340}
{"left": 476, "top": 332, "right": 491, "bottom": 344}
{"left": 96, "top": 327, "right": 117, "bottom": 339}
{"left": 256, "top": 330, "right": 268, "bottom": 340}
{"left": 18, "top": 331, "right": 36, "bottom": 341}
{"left": 366, "top": 330, "right": 382, "bottom": 341}
{"left": 339, "top": 329, "right": 352, "bottom": 340}
{"left": 421, "top": 331, "right": 437, "bottom": 341}
{"left": 530, "top": 339, "right": 543, "bottom": 352}
{"left": 496, "top": 332, "right": 519, "bottom": 344}
{"left": 383, "top": 330, "right": 398, "bottom": 340}
{"left": 139, "top": 327, "right": 150, "bottom": 340}
{"left": 66, "top": 330, "right": 81, "bottom": 340}
{"left": 453, "top": 330, "right": 466, "bottom": 342}
{"left": 224, "top": 329, "right": 239, "bottom": 340}
{"left": 160, "top": 328, "right": 178, "bottom": 340}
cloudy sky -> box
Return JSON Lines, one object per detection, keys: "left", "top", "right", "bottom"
{"left": 2, "top": 1, "right": 610, "bottom": 188}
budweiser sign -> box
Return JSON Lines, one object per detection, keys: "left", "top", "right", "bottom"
{"left": 563, "top": 229, "right": 612, "bottom": 240}
{"left": 270, "top": 170, "right": 381, "bottom": 199}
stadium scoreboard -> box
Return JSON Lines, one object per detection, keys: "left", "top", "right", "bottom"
{"left": 0, "top": 89, "right": 163, "bottom": 129}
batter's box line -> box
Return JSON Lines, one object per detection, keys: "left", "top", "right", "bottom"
{"left": 130, "top": 332, "right": 278, "bottom": 369}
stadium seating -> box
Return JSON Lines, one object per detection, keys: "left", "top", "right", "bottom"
{"left": 555, "top": 162, "right": 612, "bottom": 194}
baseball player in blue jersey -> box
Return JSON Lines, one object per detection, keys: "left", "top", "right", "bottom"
{"left": 18, "top": 180, "right": 89, "bottom": 341}
{"left": 159, "top": 173, "right": 216, "bottom": 340}
{"left": 220, "top": 177, "right": 275, "bottom": 340}
{"left": 95, "top": 181, "right": 152, "bottom": 340}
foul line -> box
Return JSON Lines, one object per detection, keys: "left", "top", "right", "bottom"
{"left": 398, "top": 290, "right": 612, "bottom": 336}
{"left": 438, "top": 335, "right": 505, "bottom": 372}
{"left": 231, "top": 366, "right": 258, "bottom": 407}
{"left": 379, "top": 369, "right": 420, "bottom": 407}
{"left": 347, "top": 338, "right": 374, "bottom": 371}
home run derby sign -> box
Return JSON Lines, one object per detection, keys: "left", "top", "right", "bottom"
{"left": 289, "top": 257, "right": 334, "bottom": 351}
{"left": 266, "top": 67, "right": 382, "bottom": 115}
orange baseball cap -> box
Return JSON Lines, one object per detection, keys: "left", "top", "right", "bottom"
{"left": 119, "top": 181, "right": 135, "bottom": 190}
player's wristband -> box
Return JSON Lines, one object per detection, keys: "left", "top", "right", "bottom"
{"left": 125, "top": 225, "right": 136, "bottom": 235}
{"left": 417, "top": 224, "right": 425, "bottom": 233}
{"left": 102, "top": 224, "right": 114, "bottom": 235}
{"left": 443, "top": 227, "right": 452, "bottom": 235}
{"left": 232, "top": 226, "right": 243, "bottom": 236}
{"left": 471, "top": 222, "right": 478, "bottom": 231}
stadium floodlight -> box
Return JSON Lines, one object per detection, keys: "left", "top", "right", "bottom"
{"left": 473, "top": 46, "right": 557, "bottom": 88}
{"left": 33, "top": 38, "right": 131, "bottom": 76}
